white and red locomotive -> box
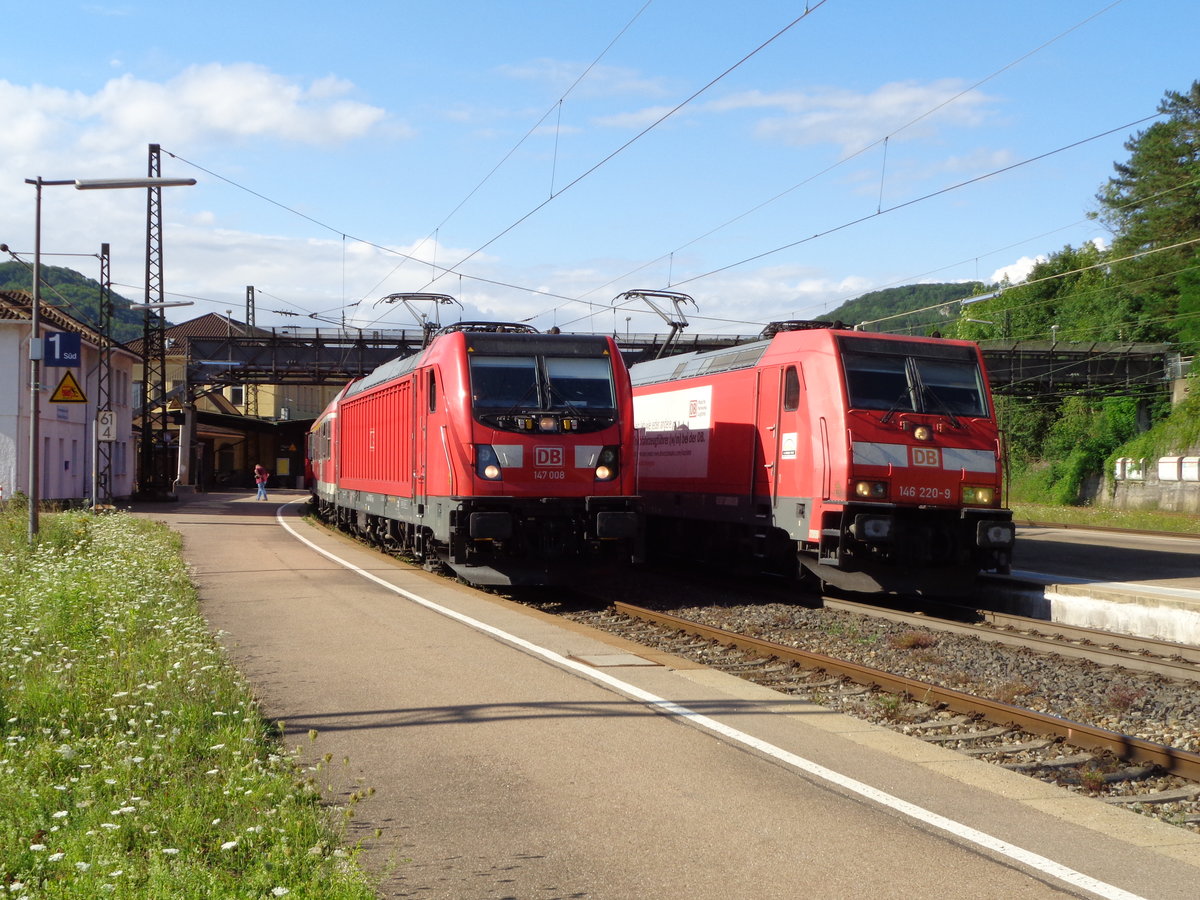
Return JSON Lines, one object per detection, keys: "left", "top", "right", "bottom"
{"left": 630, "top": 322, "right": 1014, "bottom": 595}
{"left": 308, "top": 322, "right": 641, "bottom": 586}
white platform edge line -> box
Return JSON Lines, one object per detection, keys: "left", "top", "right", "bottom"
{"left": 277, "top": 502, "right": 1146, "bottom": 900}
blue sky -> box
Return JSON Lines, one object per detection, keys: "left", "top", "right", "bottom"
{"left": 2, "top": 0, "right": 1195, "bottom": 336}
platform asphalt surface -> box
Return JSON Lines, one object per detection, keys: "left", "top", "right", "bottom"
{"left": 135, "top": 491, "right": 1200, "bottom": 899}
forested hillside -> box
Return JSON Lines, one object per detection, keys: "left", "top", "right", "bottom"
{"left": 820, "top": 282, "right": 988, "bottom": 333}
{"left": 0, "top": 261, "right": 148, "bottom": 343}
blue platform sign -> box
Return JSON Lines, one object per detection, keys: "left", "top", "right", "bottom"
{"left": 43, "top": 331, "right": 82, "bottom": 367}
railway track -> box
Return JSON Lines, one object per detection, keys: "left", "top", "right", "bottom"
{"left": 609, "top": 601, "right": 1200, "bottom": 781}
{"left": 824, "top": 596, "right": 1200, "bottom": 683}
{"left": 541, "top": 567, "right": 1200, "bottom": 832}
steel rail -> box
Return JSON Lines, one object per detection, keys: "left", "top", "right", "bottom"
{"left": 820, "top": 597, "right": 1200, "bottom": 681}
{"left": 612, "top": 601, "right": 1200, "bottom": 780}
{"left": 980, "top": 609, "right": 1200, "bottom": 665}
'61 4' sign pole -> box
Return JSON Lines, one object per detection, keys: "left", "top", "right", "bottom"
{"left": 93, "top": 409, "right": 116, "bottom": 510}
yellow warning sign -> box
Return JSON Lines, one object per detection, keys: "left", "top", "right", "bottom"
{"left": 50, "top": 371, "right": 87, "bottom": 403}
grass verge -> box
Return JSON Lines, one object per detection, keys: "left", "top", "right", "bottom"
{"left": 1010, "top": 502, "right": 1200, "bottom": 535}
{"left": 0, "top": 504, "right": 377, "bottom": 898}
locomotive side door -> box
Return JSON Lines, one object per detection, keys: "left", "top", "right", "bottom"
{"left": 752, "top": 366, "right": 783, "bottom": 507}
{"left": 415, "top": 367, "right": 434, "bottom": 510}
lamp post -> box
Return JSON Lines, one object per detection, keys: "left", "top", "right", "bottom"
{"left": 24, "top": 175, "right": 195, "bottom": 543}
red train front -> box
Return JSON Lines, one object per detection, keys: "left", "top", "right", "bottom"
{"left": 309, "top": 323, "right": 641, "bottom": 586}
{"left": 631, "top": 322, "right": 1014, "bottom": 595}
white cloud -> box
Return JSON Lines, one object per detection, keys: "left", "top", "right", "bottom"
{"left": 593, "top": 105, "right": 678, "bottom": 129}
{"left": 497, "top": 60, "right": 666, "bottom": 99}
{"left": 0, "top": 64, "right": 391, "bottom": 165}
{"left": 87, "top": 64, "right": 390, "bottom": 147}
{"left": 990, "top": 254, "right": 1045, "bottom": 285}
{"left": 713, "top": 79, "right": 997, "bottom": 153}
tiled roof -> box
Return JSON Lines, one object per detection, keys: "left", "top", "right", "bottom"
{"left": 0, "top": 289, "right": 117, "bottom": 350}
{"left": 125, "top": 312, "right": 271, "bottom": 355}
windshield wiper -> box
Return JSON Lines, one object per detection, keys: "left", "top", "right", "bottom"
{"left": 545, "top": 381, "right": 584, "bottom": 417}
{"left": 879, "top": 389, "right": 917, "bottom": 424}
{"left": 919, "top": 386, "right": 963, "bottom": 429}
{"left": 496, "top": 381, "right": 539, "bottom": 415}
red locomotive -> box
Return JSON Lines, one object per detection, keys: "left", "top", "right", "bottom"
{"left": 630, "top": 322, "right": 1014, "bottom": 595}
{"left": 308, "top": 322, "right": 641, "bottom": 586}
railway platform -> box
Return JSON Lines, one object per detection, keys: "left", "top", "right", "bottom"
{"left": 131, "top": 489, "right": 1200, "bottom": 899}
{"left": 985, "top": 526, "right": 1200, "bottom": 645}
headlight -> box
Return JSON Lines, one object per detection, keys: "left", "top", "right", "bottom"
{"left": 476, "top": 444, "right": 503, "bottom": 481}
{"left": 851, "top": 514, "right": 893, "bottom": 542}
{"left": 538, "top": 416, "right": 558, "bottom": 432}
{"left": 912, "top": 425, "right": 933, "bottom": 441}
{"left": 977, "top": 520, "right": 1015, "bottom": 548}
{"left": 854, "top": 480, "right": 887, "bottom": 499}
{"left": 595, "top": 446, "right": 619, "bottom": 481}
{"left": 961, "top": 485, "right": 996, "bottom": 506}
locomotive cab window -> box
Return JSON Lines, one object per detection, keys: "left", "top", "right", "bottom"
{"left": 783, "top": 366, "right": 801, "bottom": 412}
{"left": 470, "top": 357, "right": 539, "bottom": 408}
{"left": 912, "top": 358, "right": 988, "bottom": 417}
{"left": 545, "top": 357, "right": 615, "bottom": 409}
{"left": 840, "top": 340, "right": 988, "bottom": 419}
{"left": 843, "top": 353, "right": 913, "bottom": 412}
{"left": 427, "top": 369, "right": 437, "bottom": 412}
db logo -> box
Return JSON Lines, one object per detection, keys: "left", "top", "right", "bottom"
{"left": 911, "top": 446, "right": 941, "bottom": 468}
{"left": 535, "top": 447, "right": 564, "bottom": 466}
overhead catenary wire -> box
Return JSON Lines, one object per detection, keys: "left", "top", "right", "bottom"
{"left": 833, "top": 170, "right": 1200, "bottom": 331}
{"left": 857, "top": 235, "right": 1200, "bottom": 330}
{"left": 164, "top": 2, "right": 834, "bottom": 331}
{"left": 402, "top": 1, "right": 832, "bottom": 309}
{"left": 156, "top": 1, "right": 1159, "bottom": 339}
{"left": 529, "top": 0, "right": 1133, "bottom": 321}
{"left": 355, "top": 0, "right": 656, "bottom": 302}
{"left": 555, "top": 117, "right": 1180, "bottom": 334}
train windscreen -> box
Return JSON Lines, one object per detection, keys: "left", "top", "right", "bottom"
{"left": 545, "top": 357, "right": 615, "bottom": 409}
{"left": 841, "top": 342, "right": 988, "bottom": 418}
{"left": 469, "top": 355, "right": 616, "bottom": 412}
{"left": 470, "top": 357, "right": 539, "bottom": 408}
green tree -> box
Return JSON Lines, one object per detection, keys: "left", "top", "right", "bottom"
{"left": 954, "top": 243, "right": 1115, "bottom": 343}
{"left": 1094, "top": 81, "right": 1200, "bottom": 340}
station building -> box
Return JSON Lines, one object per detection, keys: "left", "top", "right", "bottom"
{"left": 0, "top": 289, "right": 139, "bottom": 505}
{"left": 0, "top": 294, "right": 335, "bottom": 505}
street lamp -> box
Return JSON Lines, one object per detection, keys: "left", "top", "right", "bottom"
{"left": 24, "top": 175, "right": 195, "bottom": 543}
